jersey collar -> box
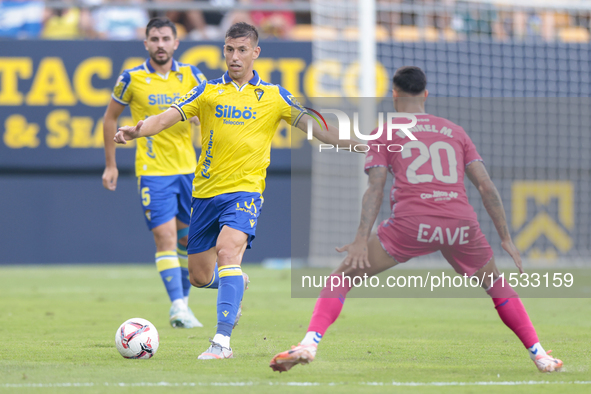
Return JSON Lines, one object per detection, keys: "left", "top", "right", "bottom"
{"left": 222, "top": 70, "right": 261, "bottom": 87}
{"left": 144, "top": 58, "right": 179, "bottom": 74}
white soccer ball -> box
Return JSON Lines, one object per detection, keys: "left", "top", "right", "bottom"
{"left": 115, "top": 318, "right": 159, "bottom": 359}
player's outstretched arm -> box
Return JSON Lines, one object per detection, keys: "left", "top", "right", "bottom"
{"left": 102, "top": 98, "right": 125, "bottom": 191}
{"left": 114, "top": 108, "right": 182, "bottom": 144}
{"left": 466, "top": 160, "right": 523, "bottom": 273}
{"left": 336, "top": 167, "right": 387, "bottom": 269}
{"left": 296, "top": 113, "right": 362, "bottom": 151}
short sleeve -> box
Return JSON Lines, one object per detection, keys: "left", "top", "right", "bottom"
{"left": 172, "top": 81, "right": 207, "bottom": 121}
{"left": 364, "top": 129, "right": 389, "bottom": 174}
{"left": 190, "top": 65, "right": 207, "bottom": 84}
{"left": 112, "top": 71, "right": 132, "bottom": 105}
{"left": 277, "top": 85, "right": 308, "bottom": 126}
{"left": 463, "top": 131, "right": 483, "bottom": 167}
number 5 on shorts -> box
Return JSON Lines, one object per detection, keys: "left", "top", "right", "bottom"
{"left": 141, "top": 187, "right": 151, "bottom": 206}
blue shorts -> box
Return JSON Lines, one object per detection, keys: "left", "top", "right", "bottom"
{"left": 187, "top": 192, "right": 264, "bottom": 254}
{"left": 138, "top": 174, "right": 193, "bottom": 230}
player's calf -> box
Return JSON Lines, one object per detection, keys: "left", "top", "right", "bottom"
{"left": 478, "top": 259, "right": 563, "bottom": 372}
{"left": 188, "top": 247, "right": 217, "bottom": 287}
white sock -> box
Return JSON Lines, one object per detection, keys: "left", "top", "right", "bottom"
{"left": 213, "top": 333, "right": 230, "bottom": 349}
{"left": 301, "top": 331, "right": 322, "bottom": 346}
{"left": 528, "top": 342, "right": 546, "bottom": 360}
{"left": 172, "top": 298, "right": 187, "bottom": 311}
{"left": 184, "top": 296, "right": 189, "bottom": 306}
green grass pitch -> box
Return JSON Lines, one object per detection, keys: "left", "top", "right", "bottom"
{"left": 1, "top": 265, "right": 590, "bottom": 393}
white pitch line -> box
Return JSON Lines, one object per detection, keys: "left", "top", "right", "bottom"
{"left": 385, "top": 381, "right": 591, "bottom": 386}
{"left": 2, "top": 381, "right": 591, "bottom": 388}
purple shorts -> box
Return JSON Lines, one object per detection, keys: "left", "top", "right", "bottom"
{"left": 377, "top": 215, "right": 494, "bottom": 276}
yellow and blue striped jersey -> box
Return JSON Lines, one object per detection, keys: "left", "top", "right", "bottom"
{"left": 172, "top": 70, "right": 307, "bottom": 198}
{"left": 112, "top": 58, "right": 206, "bottom": 176}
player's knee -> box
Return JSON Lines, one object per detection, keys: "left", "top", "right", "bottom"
{"left": 188, "top": 269, "right": 211, "bottom": 287}
{"left": 474, "top": 257, "right": 500, "bottom": 289}
{"left": 216, "top": 245, "right": 241, "bottom": 265}
{"left": 479, "top": 271, "right": 499, "bottom": 289}
{"left": 153, "top": 229, "right": 176, "bottom": 250}
{"left": 189, "top": 275, "right": 206, "bottom": 288}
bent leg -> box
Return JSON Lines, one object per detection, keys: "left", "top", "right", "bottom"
{"left": 271, "top": 233, "right": 399, "bottom": 371}
{"left": 474, "top": 257, "right": 539, "bottom": 349}
{"left": 186, "top": 194, "right": 222, "bottom": 289}
{"left": 474, "top": 258, "right": 563, "bottom": 371}
{"left": 307, "top": 232, "right": 398, "bottom": 336}
{"left": 188, "top": 247, "right": 217, "bottom": 287}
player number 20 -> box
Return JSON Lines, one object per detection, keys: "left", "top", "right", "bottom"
{"left": 401, "top": 141, "right": 458, "bottom": 184}
{"left": 141, "top": 187, "right": 151, "bottom": 206}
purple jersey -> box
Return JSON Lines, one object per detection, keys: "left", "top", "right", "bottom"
{"left": 364, "top": 114, "right": 483, "bottom": 220}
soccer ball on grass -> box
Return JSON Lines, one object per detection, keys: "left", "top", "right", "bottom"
{"left": 115, "top": 318, "right": 159, "bottom": 359}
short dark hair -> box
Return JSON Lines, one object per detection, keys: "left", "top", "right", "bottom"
{"left": 392, "top": 66, "right": 427, "bottom": 95}
{"left": 225, "top": 22, "right": 259, "bottom": 46}
{"left": 146, "top": 17, "right": 177, "bottom": 38}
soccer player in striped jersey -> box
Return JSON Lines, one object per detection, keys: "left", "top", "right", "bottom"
{"left": 114, "top": 23, "right": 356, "bottom": 359}
{"left": 102, "top": 17, "right": 206, "bottom": 329}
{"left": 270, "top": 66, "right": 563, "bottom": 373}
